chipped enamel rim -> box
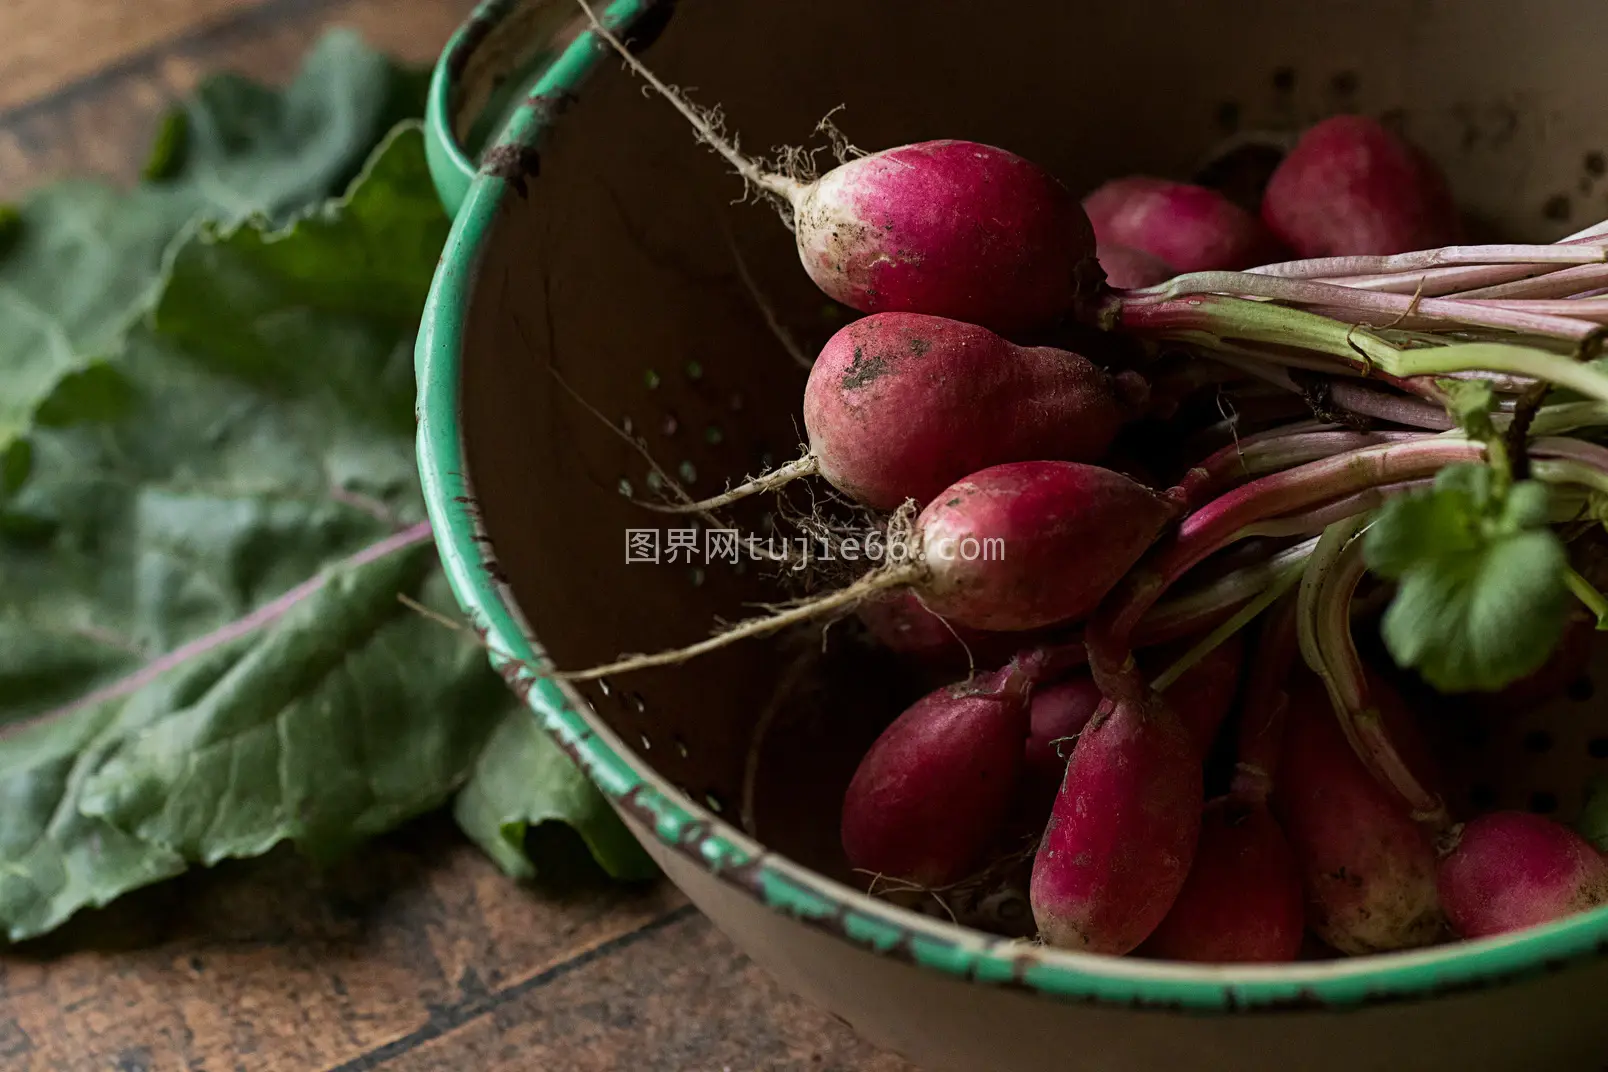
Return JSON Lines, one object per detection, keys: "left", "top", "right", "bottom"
{"left": 417, "top": 0, "right": 1608, "bottom": 1014}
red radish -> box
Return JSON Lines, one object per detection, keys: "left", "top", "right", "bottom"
{"left": 656, "top": 313, "right": 1143, "bottom": 514}
{"left": 1022, "top": 676, "right": 1103, "bottom": 790}
{"left": 841, "top": 662, "right": 1032, "bottom": 886}
{"left": 1022, "top": 633, "right": 1243, "bottom": 799}
{"left": 562, "top": 461, "right": 1178, "bottom": 684}
{"left": 1030, "top": 695, "right": 1203, "bottom": 954}
{"left": 1261, "top": 115, "right": 1462, "bottom": 257}
{"left": 795, "top": 142, "right": 1099, "bottom": 334}
{"left": 803, "top": 314, "right": 1140, "bottom": 510}
{"left": 1439, "top": 812, "right": 1608, "bottom": 939}
{"left": 1272, "top": 678, "right": 1444, "bottom": 954}
{"left": 1144, "top": 609, "right": 1305, "bottom": 963}
{"left": 1083, "top": 177, "right": 1285, "bottom": 273}
{"left": 579, "top": 12, "right": 1098, "bottom": 335}
{"left": 1142, "top": 799, "right": 1305, "bottom": 963}
{"left": 914, "top": 461, "right": 1177, "bottom": 631}
{"left": 1097, "top": 242, "right": 1175, "bottom": 288}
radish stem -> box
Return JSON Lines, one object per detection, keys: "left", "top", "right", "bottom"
{"left": 1129, "top": 272, "right": 1601, "bottom": 340}
{"left": 1243, "top": 243, "right": 1608, "bottom": 280}
{"left": 1230, "top": 596, "right": 1299, "bottom": 804}
{"left": 1566, "top": 568, "right": 1608, "bottom": 626}
{"left": 1296, "top": 515, "right": 1450, "bottom": 829}
{"left": 1149, "top": 556, "right": 1304, "bottom": 692}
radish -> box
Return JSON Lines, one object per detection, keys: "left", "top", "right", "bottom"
{"left": 1143, "top": 608, "right": 1304, "bottom": 963}
{"left": 1439, "top": 812, "right": 1608, "bottom": 939}
{"left": 1097, "top": 242, "right": 1175, "bottom": 289}
{"left": 1021, "top": 674, "right": 1103, "bottom": 803}
{"left": 856, "top": 591, "right": 1018, "bottom": 669}
{"left": 1029, "top": 693, "right": 1203, "bottom": 954}
{"left": 653, "top": 312, "right": 1142, "bottom": 514}
{"left": 1084, "top": 176, "right": 1285, "bottom": 272}
{"left": 1142, "top": 799, "right": 1305, "bottom": 963}
{"left": 841, "top": 661, "right": 1033, "bottom": 886}
{"left": 913, "top": 461, "right": 1177, "bottom": 631}
{"left": 580, "top": 7, "right": 1098, "bottom": 335}
{"left": 1261, "top": 115, "right": 1462, "bottom": 258}
{"left": 1022, "top": 632, "right": 1243, "bottom": 799}
{"left": 1272, "top": 676, "right": 1444, "bottom": 953}
{"left": 794, "top": 142, "right": 1099, "bottom": 334}
{"left": 801, "top": 314, "right": 1138, "bottom": 510}
{"left": 562, "top": 460, "right": 1178, "bottom": 682}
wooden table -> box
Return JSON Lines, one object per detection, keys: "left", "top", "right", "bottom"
{"left": 0, "top": 4, "right": 914, "bottom": 1069}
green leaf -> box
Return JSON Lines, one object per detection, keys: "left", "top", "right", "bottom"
{"left": 0, "top": 29, "right": 426, "bottom": 495}
{"left": 0, "top": 127, "right": 477, "bottom": 941}
{"left": 2, "top": 121, "right": 640, "bottom": 939}
{"left": 77, "top": 563, "right": 507, "bottom": 866}
{"left": 1365, "top": 464, "right": 1572, "bottom": 692}
{"left": 151, "top": 120, "right": 450, "bottom": 428}
{"left": 455, "top": 713, "right": 658, "bottom": 884}
{"left": 1438, "top": 377, "right": 1497, "bottom": 442}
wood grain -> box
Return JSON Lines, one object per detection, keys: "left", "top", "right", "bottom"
{"left": 0, "top": 0, "right": 261, "bottom": 113}
{"left": 0, "top": 0, "right": 479, "bottom": 195}
{"left": 0, "top": 1, "right": 913, "bottom": 1068}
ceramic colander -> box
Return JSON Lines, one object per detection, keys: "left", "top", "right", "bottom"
{"left": 416, "top": 2, "right": 1608, "bottom": 1068}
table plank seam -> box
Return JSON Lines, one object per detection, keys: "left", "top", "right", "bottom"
{"left": 319, "top": 903, "right": 702, "bottom": 1072}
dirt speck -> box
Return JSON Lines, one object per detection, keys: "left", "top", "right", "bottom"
{"left": 840, "top": 348, "right": 891, "bottom": 390}
{"left": 482, "top": 144, "right": 542, "bottom": 198}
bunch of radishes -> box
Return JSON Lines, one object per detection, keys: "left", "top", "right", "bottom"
{"left": 575, "top": 3, "right": 1608, "bottom": 962}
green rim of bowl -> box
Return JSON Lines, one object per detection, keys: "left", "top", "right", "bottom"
{"left": 417, "top": 0, "right": 1608, "bottom": 1013}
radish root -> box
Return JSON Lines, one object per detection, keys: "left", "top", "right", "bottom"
{"left": 631, "top": 452, "right": 819, "bottom": 514}
{"left": 576, "top": 0, "right": 805, "bottom": 214}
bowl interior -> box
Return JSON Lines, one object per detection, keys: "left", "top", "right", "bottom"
{"left": 456, "top": 0, "right": 1608, "bottom": 940}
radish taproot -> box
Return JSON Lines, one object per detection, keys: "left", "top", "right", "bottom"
{"left": 1261, "top": 115, "right": 1462, "bottom": 257}
{"left": 841, "top": 661, "right": 1033, "bottom": 886}
{"left": 580, "top": 6, "right": 1098, "bottom": 335}
{"left": 1085, "top": 176, "right": 1285, "bottom": 272}
{"left": 1439, "top": 812, "right": 1608, "bottom": 939}
{"left": 1272, "top": 676, "right": 1445, "bottom": 954}
{"left": 1030, "top": 693, "right": 1204, "bottom": 954}
{"left": 652, "top": 312, "right": 1143, "bottom": 514}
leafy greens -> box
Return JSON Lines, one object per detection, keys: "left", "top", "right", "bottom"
{"left": 0, "top": 32, "right": 649, "bottom": 942}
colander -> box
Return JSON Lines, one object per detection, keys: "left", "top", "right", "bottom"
{"left": 416, "top": 2, "right": 1608, "bottom": 1068}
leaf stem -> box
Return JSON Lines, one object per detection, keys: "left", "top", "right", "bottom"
{"left": 1148, "top": 555, "right": 1304, "bottom": 692}
{"left": 1566, "top": 568, "right": 1608, "bottom": 627}
{"left": 1297, "top": 515, "right": 1450, "bottom": 830}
